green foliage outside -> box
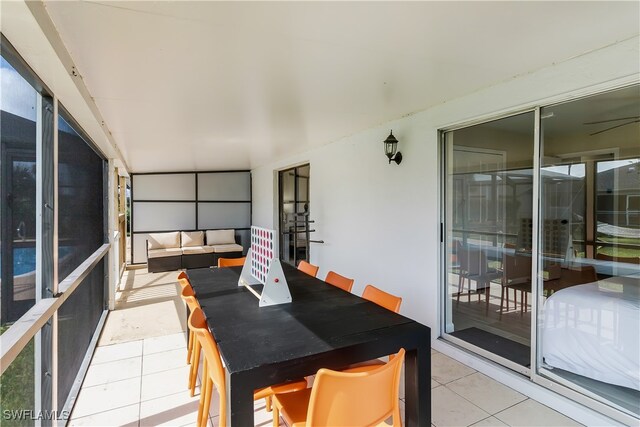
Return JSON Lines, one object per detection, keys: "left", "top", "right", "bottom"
{"left": 597, "top": 234, "right": 640, "bottom": 258}
{"left": 0, "top": 325, "right": 35, "bottom": 427}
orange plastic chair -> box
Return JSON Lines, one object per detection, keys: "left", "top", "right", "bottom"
{"left": 177, "top": 272, "right": 195, "bottom": 364}
{"left": 272, "top": 348, "right": 405, "bottom": 427}
{"left": 180, "top": 284, "right": 202, "bottom": 397}
{"left": 217, "top": 257, "right": 246, "bottom": 267}
{"left": 344, "top": 285, "right": 402, "bottom": 371}
{"left": 325, "top": 271, "right": 354, "bottom": 292}
{"left": 362, "top": 285, "right": 402, "bottom": 313}
{"left": 188, "top": 307, "right": 308, "bottom": 427}
{"left": 297, "top": 260, "right": 319, "bottom": 278}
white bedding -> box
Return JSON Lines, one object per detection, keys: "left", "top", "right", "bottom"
{"left": 541, "top": 275, "right": 640, "bottom": 391}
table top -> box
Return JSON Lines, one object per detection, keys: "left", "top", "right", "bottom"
{"left": 187, "top": 264, "right": 425, "bottom": 376}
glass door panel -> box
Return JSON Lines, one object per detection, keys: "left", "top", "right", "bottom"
{"left": 538, "top": 85, "right": 640, "bottom": 418}
{"left": 278, "top": 164, "right": 311, "bottom": 266}
{"left": 444, "top": 112, "right": 534, "bottom": 368}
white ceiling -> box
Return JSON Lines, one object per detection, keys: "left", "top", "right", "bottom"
{"left": 43, "top": 1, "right": 639, "bottom": 172}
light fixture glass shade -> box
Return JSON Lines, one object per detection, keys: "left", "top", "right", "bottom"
{"left": 384, "top": 131, "right": 398, "bottom": 159}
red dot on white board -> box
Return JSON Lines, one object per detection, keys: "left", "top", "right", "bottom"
{"left": 274, "top": 278, "right": 279, "bottom": 283}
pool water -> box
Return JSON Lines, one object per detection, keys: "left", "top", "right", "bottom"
{"left": 0, "top": 247, "right": 73, "bottom": 276}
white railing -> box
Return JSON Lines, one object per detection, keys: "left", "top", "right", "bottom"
{"left": 0, "top": 243, "right": 110, "bottom": 375}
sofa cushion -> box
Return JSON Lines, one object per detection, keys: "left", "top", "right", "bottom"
{"left": 148, "top": 232, "right": 181, "bottom": 250}
{"left": 182, "top": 245, "right": 214, "bottom": 255}
{"left": 181, "top": 231, "right": 204, "bottom": 247}
{"left": 147, "top": 248, "right": 183, "bottom": 259}
{"left": 206, "top": 229, "right": 236, "bottom": 245}
{"left": 212, "top": 243, "right": 244, "bottom": 253}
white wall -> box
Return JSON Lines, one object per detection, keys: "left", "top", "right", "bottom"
{"left": 253, "top": 36, "right": 639, "bottom": 327}
{"left": 251, "top": 37, "right": 639, "bottom": 425}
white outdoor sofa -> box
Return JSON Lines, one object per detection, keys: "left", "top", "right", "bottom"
{"left": 146, "top": 229, "right": 244, "bottom": 272}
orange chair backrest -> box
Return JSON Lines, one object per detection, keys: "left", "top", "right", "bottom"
{"left": 362, "top": 285, "right": 402, "bottom": 313}
{"left": 297, "top": 260, "right": 319, "bottom": 278}
{"left": 177, "top": 272, "right": 192, "bottom": 292}
{"left": 306, "top": 348, "right": 405, "bottom": 426}
{"left": 188, "top": 307, "right": 227, "bottom": 424}
{"left": 218, "top": 257, "right": 246, "bottom": 268}
{"left": 325, "top": 271, "right": 354, "bottom": 292}
{"left": 180, "top": 283, "right": 200, "bottom": 312}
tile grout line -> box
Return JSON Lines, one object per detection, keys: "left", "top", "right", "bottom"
{"left": 435, "top": 378, "right": 493, "bottom": 423}
{"left": 138, "top": 338, "right": 144, "bottom": 427}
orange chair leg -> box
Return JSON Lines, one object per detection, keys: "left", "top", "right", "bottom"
{"left": 197, "top": 360, "right": 208, "bottom": 427}
{"left": 265, "top": 395, "right": 272, "bottom": 412}
{"left": 272, "top": 402, "right": 280, "bottom": 427}
{"left": 187, "top": 330, "right": 193, "bottom": 364}
{"left": 189, "top": 339, "right": 201, "bottom": 396}
{"left": 201, "top": 377, "right": 213, "bottom": 427}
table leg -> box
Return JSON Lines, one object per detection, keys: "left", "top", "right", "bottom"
{"left": 404, "top": 344, "right": 431, "bottom": 426}
{"left": 226, "top": 370, "right": 255, "bottom": 426}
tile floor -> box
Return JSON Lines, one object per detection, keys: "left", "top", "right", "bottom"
{"left": 68, "top": 268, "right": 583, "bottom": 426}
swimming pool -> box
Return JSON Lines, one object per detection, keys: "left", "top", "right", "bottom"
{"left": 0, "top": 247, "right": 73, "bottom": 276}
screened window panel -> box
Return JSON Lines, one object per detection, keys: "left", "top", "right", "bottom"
{"left": 57, "top": 114, "right": 104, "bottom": 282}
{"left": 57, "top": 259, "right": 105, "bottom": 412}
{"left": 1, "top": 55, "right": 39, "bottom": 324}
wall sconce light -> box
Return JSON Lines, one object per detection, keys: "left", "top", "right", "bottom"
{"left": 383, "top": 130, "right": 402, "bottom": 165}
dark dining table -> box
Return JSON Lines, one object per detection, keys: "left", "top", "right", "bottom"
{"left": 187, "top": 264, "right": 431, "bottom": 426}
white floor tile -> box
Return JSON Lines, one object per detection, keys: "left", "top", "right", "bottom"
{"left": 68, "top": 403, "right": 139, "bottom": 427}
{"left": 446, "top": 372, "right": 527, "bottom": 414}
{"left": 91, "top": 340, "right": 143, "bottom": 365}
{"left": 71, "top": 377, "right": 141, "bottom": 419}
{"left": 83, "top": 356, "right": 142, "bottom": 388}
{"left": 141, "top": 365, "right": 192, "bottom": 401}
{"left": 253, "top": 398, "right": 275, "bottom": 427}
{"left": 494, "top": 399, "right": 583, "bottom": 427}
{"left": 143, "top": 333, "right": 188, "bottom": 355}
{"left": 139, "top": 390, "right": 201, "bottom": 426}
{"left": 142, "top": 348, "right": 187, "bottom": 375}
{"left": 431, "top": 352, "right": 476, "bottom": 384}
{"left": 432, "top": 385, "right": 490, "bottom": 427}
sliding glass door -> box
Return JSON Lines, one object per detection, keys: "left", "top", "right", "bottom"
{"left": 537, "top": 86, "right": 639, "bottom": 419}
{"left": 442, "top": 85, "right": 639, "bottom": 422}
{"left": 443, "top": 112, "right": 535, "bottom": 370}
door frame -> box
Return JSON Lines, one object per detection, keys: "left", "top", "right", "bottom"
{"left": 277, "top": 164, "right": 310, "bottom": 266}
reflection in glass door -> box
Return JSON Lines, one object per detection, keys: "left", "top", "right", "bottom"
{"left": 538, "top": 86, "right": 640, "bottom": 419}
{"left": 278, "top": 165, "right": 311, "bottom": 266}
{"left": 443, "top": 112, "right": 535, "bottom": 370}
